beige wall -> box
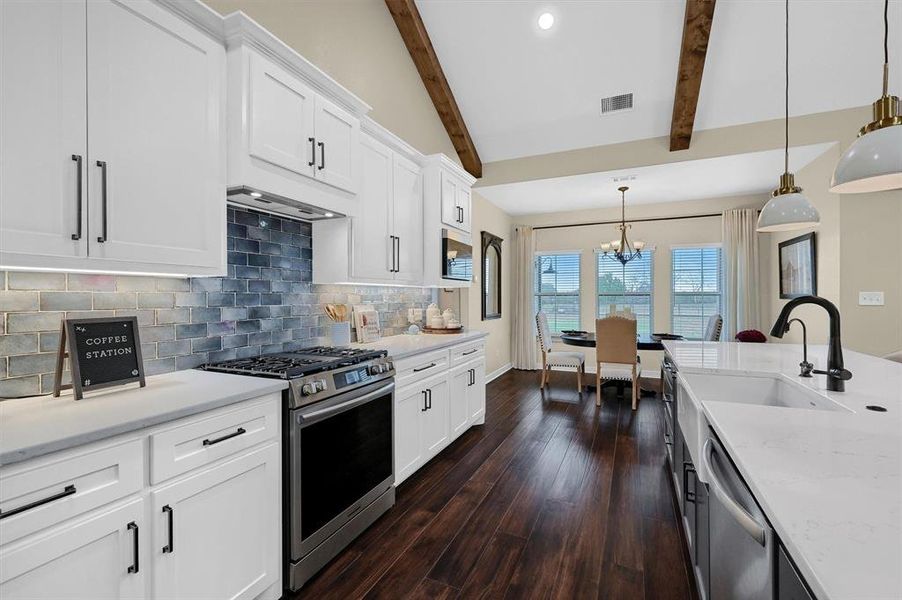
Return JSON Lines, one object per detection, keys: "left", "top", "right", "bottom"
{"left": 485, "top": 107, "right": 902, "bottom": 358}
{"left": 459, "top": 193, "right": 513, "bottom": 376}
{"left": 203, "top": 0, "right": 458, "bottom": 161}
{"left": 519, "top": 194, "right": 767, "bottom": 371}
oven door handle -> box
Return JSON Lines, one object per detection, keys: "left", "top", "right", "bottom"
{"left": 297, "top": 382, "right": 395, "bottom": 422}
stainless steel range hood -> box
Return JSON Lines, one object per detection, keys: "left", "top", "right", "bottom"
{"left": 226, "top": 186, "right": 345, "bottom": 222}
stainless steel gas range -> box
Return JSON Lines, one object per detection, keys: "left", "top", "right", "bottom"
{"left": 203, "top": 347, "right": 396, "bottom": 591}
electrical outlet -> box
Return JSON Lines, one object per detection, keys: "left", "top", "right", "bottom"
{"left": 858, "top": 291, "right": 885, "bottom": 306}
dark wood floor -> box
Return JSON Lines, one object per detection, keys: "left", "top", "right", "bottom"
{"left": 293, "top": 369, "right": 697, "bottom": 600}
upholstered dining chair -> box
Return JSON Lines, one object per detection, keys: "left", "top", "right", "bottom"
{"left": 536, "top": 312, "right": 585, "bottom": 392}
{"left": 705, "top": 314, "right": 724, "bottom": 341}
{"left": 595, "top": 315, "right": 641, "bottom": 410}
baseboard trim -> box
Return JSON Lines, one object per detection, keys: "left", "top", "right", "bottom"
{"left": 486, "top": 362, "right": 513, "bottom": 383}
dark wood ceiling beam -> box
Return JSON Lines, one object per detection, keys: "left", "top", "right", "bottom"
{"left": 670, "top": 0, "right": 717, "bottom": 151}
{"left": 385, "top": 0, "right": 482, "bottom": 178}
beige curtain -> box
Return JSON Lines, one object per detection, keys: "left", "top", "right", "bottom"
{"left": 722, "top": 209, "right": 760, "bottom": 339}
{"left": 511, "top": 226, "right": 538, "bottom": 370}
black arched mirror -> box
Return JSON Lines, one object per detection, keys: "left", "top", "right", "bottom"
{"left": 481, "top": 231, "right": 502, "bottom": 320}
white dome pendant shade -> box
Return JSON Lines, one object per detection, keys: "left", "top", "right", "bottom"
{"left": 757, "top": 0, "right": 820, "bottom": 233}
{"left": 757, "top": 173, "right": 820, "bottom": 232}
{"left": 830, "top": 97, "right": 902, "bottom": 193}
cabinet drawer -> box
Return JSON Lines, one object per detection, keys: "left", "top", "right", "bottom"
{"left": 395, "top": 349, "right": 450, "bottom": 388}
{"left": 150, "top": 394, "right": 279, "bottom": 484}
{"left": 450, "top": 340, "right": 485, "bottom": 367}
{"left": 0, "top": 438, "right": 143, "bottom": 545}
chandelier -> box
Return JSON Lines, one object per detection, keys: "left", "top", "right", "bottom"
{"left": 600, "top": 186, "right": 645, "bottom": 265}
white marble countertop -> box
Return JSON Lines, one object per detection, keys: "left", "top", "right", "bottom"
{"left": 0, "top": 369, "right": 288, "bottom": 467}
{"left": 664, "top": 340, "right": 901, "bottom": 600}
{"left": 351, "top": 330, "right": 488, "bottom": 360}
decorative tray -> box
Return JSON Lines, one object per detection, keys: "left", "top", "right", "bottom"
{"left": 422, "top": 326, "right": 464, "bottom": 334}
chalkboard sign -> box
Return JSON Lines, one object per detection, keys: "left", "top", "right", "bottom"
{"left": 53, "top": 317, "right": 145, "bottom": 400}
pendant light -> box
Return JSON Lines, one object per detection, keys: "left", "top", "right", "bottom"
{"left": 757, "top": 0, "right": 820, "bottom": 232}
{"left": 599, "top": 186, "right": 646, "bottom": 265}
{"left": 830, "top": 0, "right": 902, "bottom": 193}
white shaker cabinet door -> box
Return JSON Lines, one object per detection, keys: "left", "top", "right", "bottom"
{"left": 0, "top": 499, "right": 146, "bottom": 600}
{"left": 468, "top": 360, "right": 486, "bottom": 424}
{"left": 391, "top": 153, "right": 423, "bottom": 285}
{"left": 0, "top": 0, "right": 88, "bottom": 261}
{"left": 313, "top": 95, "right": 359, "bottom": 194}
{"left": 248, "top": 55, "right": 316, "bottom": 178}
{"left": 440, "top": 172, "right": 459, "bottom": 229}
{"left": 421, "top": 376, "right": 450, "bottom": 458}
{"left": 86, "top": 0, "right": 224, "bottom": 270}
{"left": 394, "top": 384, "right": 425, "bottom": 485}
{"left": 448, "top": 365, "right": 471, "bottom": 439}
{"left": 151, "top": 443, "right": 280, "bottom": 600}
{"left": 351, "top": 135, "right": 393, "bottom": 282}
{"left": 456, "top": 185, "right": 472, "bottom": 234}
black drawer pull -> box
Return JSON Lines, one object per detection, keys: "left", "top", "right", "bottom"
{"left": 426, "top": 388, "right": 432, "bottom": 410}
{"left": 96, "top": 160, "right": 108, "bottom": 243}
{"left": 162, "top": 505, "right": 174, "bottom": 553}
{"left": 308, "top": 137, "right": 316, "bottom": 167}
{"left": 683, "top": 463, "right": 697, "bottom": 503}
{"left": 413, "top": 363, "right": 436, "bottom": 373}
{"left": 0, "top": 484, "right": 76, "bottom": 520}
{"left": 127, "top": 521, "right": 139, "bottom": 574}
{"left": 317, "top": 141, "right": 325, "bottom": 171}
{"left": 462, "top": 349, "right": 478, "bottom": 356}
{"left": 71, "top": 154, "right": 83, "bottom": 240}
{"left": 421, "top": 390, "right": 428, "bottom": 412}
{"left": 203, "top": 427, "right": 246, "bottom": 446}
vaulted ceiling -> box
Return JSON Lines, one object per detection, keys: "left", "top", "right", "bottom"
{"left": 415, "top": 0, "right": 902, "bottom": 163}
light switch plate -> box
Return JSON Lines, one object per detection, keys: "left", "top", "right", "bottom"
{"left": 858, "top": 291, "right": 885, "bottom": 306}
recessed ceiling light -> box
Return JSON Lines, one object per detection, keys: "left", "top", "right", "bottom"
{"left": 249, "top": 191, "right": 262, "bottom": 198}
{"left": 537, "top": 12, "right": 554, "bottom": 30}
{"left": 324, "top": 212, "right": 334, "bottom": 218}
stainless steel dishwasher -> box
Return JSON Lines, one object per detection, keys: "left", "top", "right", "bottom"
{"left": 703, "top": 433, "right": 775, "bottom": 600}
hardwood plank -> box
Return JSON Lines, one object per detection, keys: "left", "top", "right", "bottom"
{"left": 670, "top": 0, "right": 717, "bottom": 151}
{"left": 457, "top": 532, "right": 526, "bottom": 600}
{"left": 363, "top": 480, "right": 493, "bottom": 599}
{"left": 408, "top": 578, "right": 459, "bottom": 600}
{"left": 642, "top": 516, "right": 694, "bottom": 600}
{"left": 598, "top": 562, "right": 645, "bottom": 600}
{"left": 384, "top": 0, "right": 482, "bottom": 178}
{"left": 504, "top": 499, "right": 578, "bottom": 598}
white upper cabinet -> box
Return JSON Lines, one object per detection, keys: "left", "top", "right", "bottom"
{"left": 436, "top": 163, "right": 474, "bottom": 234}
{"left": 0, "top": 0, "right": 88, "bottom": 261}
{"left": 248, "top": 55, "right": 316, "bottom": 178}
{"left": 86, "top": 0, "right": 225, "bottom": 271}
{"left": 313, "top": 123, "right": 423, "bottom": 286}
{"left": 313, "top": 95, "right": 360, "bottom": 193}
{"left": 223, "top": 13, "right": 369, "bottom": 218}
{"left": 0, "top": 0, "right": 226, "bottom": 276}
{"left": 422, "top": 154, "right": 477, "bottom": 287}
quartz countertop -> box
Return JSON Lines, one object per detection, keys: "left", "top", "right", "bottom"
{"left": 351, "top": 330, "right": 488, "bottom": 360}
{"left": 664, "top": 340, "right": 901, "bottom": 600}
{"left": 0, "top": 369, "right": 288, "bottom": 467}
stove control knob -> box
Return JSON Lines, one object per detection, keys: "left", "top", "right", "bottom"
{"left": 368, "top": 364, "right": 382, "bottom": 375}
{"left": 300, "top": 382, "right": 317, "bottom": 396}
{"left": 314, "top": 379, "right": 327, "bottom": 392}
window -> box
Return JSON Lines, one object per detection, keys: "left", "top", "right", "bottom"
{"left": 596, "top": 252, "right": 654, "bottom": 335}
{"left": 534, "top": 253, "right": 580, "bottom": 334}
{"left": 671, "top": 246, "right": 723, "bottom": 340}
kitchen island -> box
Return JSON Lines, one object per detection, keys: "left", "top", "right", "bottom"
{"left": 664, "top": 340, "right": 901, "bottom": 600}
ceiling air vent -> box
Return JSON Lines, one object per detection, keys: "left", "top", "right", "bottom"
{"left": 600, "top": 93, "right": 634, "bottom": 115}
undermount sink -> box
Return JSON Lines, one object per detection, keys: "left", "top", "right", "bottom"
{"left": 683, "top": 372, "right": 851, "bottom": 412}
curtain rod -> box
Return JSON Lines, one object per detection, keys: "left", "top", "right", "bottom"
{"left": 532, "top": 211, "right": 726, "bottom": 231}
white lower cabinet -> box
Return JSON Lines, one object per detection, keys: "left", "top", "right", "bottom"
{"left": 0, "top": 499, "right": 146, "bottom": 600}
{"left": 151, "top": 443, "right": 280, "bottom": 600}
{"left": 0, "top": 394, "right": 282, "bottom": 600}
{"left": 394, "top": 341, "right": 486, "bottom": 485}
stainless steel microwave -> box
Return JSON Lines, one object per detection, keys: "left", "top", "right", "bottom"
{"left": 441, "top": 229, "right": 473, "bottom": 282}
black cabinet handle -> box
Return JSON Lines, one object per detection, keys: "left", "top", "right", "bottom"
{"left": 203, "top": 427, "right": 246, "bottom": 446}
{"left": 395, "top": 236, "right": 400, "bottom": 272}
{"left": 413, "top": 363, "right": 436, "bottom": 373}
{"left": 683, "top": 463, "right": 696, "bottom": 503}
{"left": 317, "top": 141, "right": 325, "bottom": 171}
{"left": 96, "top": 160, "right": 108, "bottom": 243}
{"left": 71, "top": 154, "right": 83, "bottom": 240}
{"left": 421, "top": 390, "right": 428, "bottom": 412}
{"left": 162, "top": 505, "right": 174, "bottom": 553}
{"left": 308, "top": 137, "right": 316, "bottom": 167}
{"left": 426, "top": 388, "right": 432, "bottom": 410}
{"left": 127, "top": 521, "right": 139, "bottom": 574}
{"left": 462, "top": 349, "right": 477, "bottom": 356}
{"left": 0, "top": 484, "right": 76, "bottom": 520}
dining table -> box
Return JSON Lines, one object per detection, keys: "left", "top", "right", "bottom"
{"left": 558, "top": 332, "right": 683, "bottom": 395}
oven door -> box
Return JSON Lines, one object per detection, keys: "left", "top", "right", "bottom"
{"left": 288, "top": 380, "right": 394, "bottom": 561}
